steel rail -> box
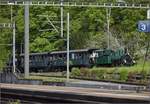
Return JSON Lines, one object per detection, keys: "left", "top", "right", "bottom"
{"left": 1, "top": 87, "right": 149, "bottom": 103}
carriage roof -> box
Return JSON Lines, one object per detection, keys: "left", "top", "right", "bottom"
{"left": 20, "top": 49, "right": 96, "bottom": 56}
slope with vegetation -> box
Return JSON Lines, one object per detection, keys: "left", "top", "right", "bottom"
{"left": 0, "top": 0, "right": 149, "bottom": 72}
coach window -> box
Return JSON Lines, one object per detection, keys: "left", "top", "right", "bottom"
{"left": 59, "top": 54, "right": 62, "bottom": 58}
{"left": 72, "top": 53, "right": 75, "bottom": 59}
{"left": 21, "top": 58, "right": 23, "bottom": 64}
{"left": 62, "top": 54, "right": 65, "bottom": 59}
{"left": 37, "top": 56, "right": 40, "bottom": 62}
{"left": 52, "top": 55, "right": 55, "bottom": 60}
{"left": 39, "top": 56, "right": 41, "bottom": 62}
{"left": 74, "top": 53, "right": 76, "bottom": 59}
{"left": 49, "top": 56, "right": 52, "bottom": 61}
{"left": 79, "top": 53, "right": 82, "bottom": 58}
{"left": 83, "top": 53, "right": 86, "bottom": 58}
{"left": 76, "top": 53, "right": 79, "bottom": 59}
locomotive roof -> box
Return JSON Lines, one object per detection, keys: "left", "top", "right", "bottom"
{"left": 20, "top": 49, "right": 96, "bottom": 56}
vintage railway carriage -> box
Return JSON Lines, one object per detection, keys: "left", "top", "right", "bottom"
{"left": 69, "top": 49, "right": 94, "bottom": 68}
{"left": 48, "top": 49, "right": 94, "bottom": 70}
{"left": 20, "top": 52, "right": 49, "bottom": 72}
{"left": 19, "top": 49, "right": 94, "bottom": 72}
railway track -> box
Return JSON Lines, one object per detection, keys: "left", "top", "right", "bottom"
{"left": 0, "top": 98, "right": 34, "bottom": 104}
{"left": 1, "top": 92, "right": 86, "bottom": 103}
{"left": 1, "top": 90, "right": 112, "bottom": 104}
{"left": 1, "top": 83, "right": 150, "bottom": 104}
{"left": 29, "top": 73, "right": 149, "bottom": 91}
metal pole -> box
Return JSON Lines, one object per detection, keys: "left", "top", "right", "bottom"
{"left": 67, "top": 12, "right": 70, "bottom": 82}
{"left": 147, "top": 9, "right": 150, "bottom": 19}
{"left": 11, "top": 5, "right": 15, "bottom": 73}
{"left": 106, "top": 8, "right": 111, "bottom": 49}
{"left": 61, "top": 0, "right": 63, "bottom": 37}
{"left": 24, "top": 1, "right": 29, "bottom": 78}
{"left": 13, "top": 22, "right": 16, "bottom": 73}
{"left": 11, "top": 6, "right": 13, "bottom": 23}
{"left": 139, "top": 9, "right": 150, "bottom": 88}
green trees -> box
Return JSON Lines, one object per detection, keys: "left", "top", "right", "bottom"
{"left": 0, "top": 1, "right": 149, "bottom": 58}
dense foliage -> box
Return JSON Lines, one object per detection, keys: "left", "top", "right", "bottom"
{"left": 71, "top": 60, "right": 150, "bottom": 83}
{"left": 0, "top": 0, "right": 150, "bottom": 70}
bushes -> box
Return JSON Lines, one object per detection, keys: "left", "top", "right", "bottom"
{"left": 71, "top": 68, "right": 81, "bottom": 78}
{"left": 119, "top": 69, "right": 128, "bottom": 81}
{"left": 91, "top": 69, "right": 106, "bottom": 79}
{"left": 71, "top": 68, "right": 91, "bottom": 78}
{"left": 71, "top": 68, "right": 109, "bottom": 80}
{"left": 80, "top": 68, "right": 91, "bottom": 78}
{"left": 71, "top": 67, "right": 149, "bottom": 83}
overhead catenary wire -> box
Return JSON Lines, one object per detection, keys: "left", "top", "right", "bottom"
{"left": 1, "top": 1, "right": 150, "bottom": 9}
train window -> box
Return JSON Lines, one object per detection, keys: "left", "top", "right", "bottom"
{"left": 79, "top": 53, "right": 82, "bottom": 57}
{"left": 59, "top": 54, "right": 62, "bottom": 58}
{"left": 78, "top": 53, "right": 82, "bottom": 58}
{"left": 49, "top": 56, "right": 52, "bottom": 60}
{"left": 53, "top": 55, "right": 55, "bottom": 60}
{"left": 51, "top": 55, "right": 53, "bottom": 59}
{"left": 42, "top": 55, "right": 45, "bottom": 60}
{"left": 40, "top": 56, "right": 43, "bottom": 61}
{"left": 72, "top": 53, "right": 75, "bottom": 59}
{"left": 39, "top": 56, "right": 41, "bottom": 61}
{"left": 21, "top": 58, "right": 24, "bottom": 63}
{"left": 54, "top": 55, "right": 57, "bottom": 60}
{"left": 63, "top": 54, "right": 66, "bottom": 59}
{"left": 36, "top": 56, "right": 39, "bottom": 61}
{"left": 82, "top": 53, "right": 85, "bottom": 58}
{"left": 37, "top": 56, "right": 39, "bottom": 61}
{"left": 34, "top": 56, "right": 36, "bottom": 61}
{"left": 77, "top": 54, "right": 80, "bottom": 59}
{"left": 64, "top": 54, "right": 67, "bottom": 59}
{"left": 32, "top": 56, "right": 34, "bottom": 61}
{"left": 29, "top": 59, "right": 32, "bottom": 62}
{"left": 73, "top": 53, "right": 77, "bottom": 59}
{"left": 96, "top": 53, "right": 98, "bottom": 57}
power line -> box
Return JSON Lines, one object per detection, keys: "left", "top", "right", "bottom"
{"left": 1, "top": 1, "right": 150, "bottom": 9}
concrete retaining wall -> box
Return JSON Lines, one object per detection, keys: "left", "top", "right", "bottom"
{"left": 0, "top": 71, "right": 42, "bottom": 85}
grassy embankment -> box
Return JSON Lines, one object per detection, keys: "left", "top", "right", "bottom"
{"left": 28, "top": 75, "right": 66, "bottom": 82}
{"left": 0, "top": 47, "right": 10, "bottom": 72}
{"left": 28, "top": 60, "right": 150, "bottom": 83}
{"left": 0, "top": 18, "right": 11, "bottom": 72}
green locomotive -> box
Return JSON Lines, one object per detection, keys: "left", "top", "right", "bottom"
{"left": 93, "top": 48, "right": 135, "bottom": 66}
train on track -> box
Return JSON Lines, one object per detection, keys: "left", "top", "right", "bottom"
{"left": 17, "top": 48, "right": 135, "bottom": 72}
